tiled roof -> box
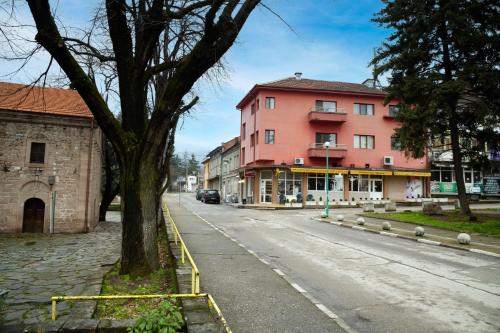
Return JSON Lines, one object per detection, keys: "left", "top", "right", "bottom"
{"left": 236, "top": 76, "right": 387, "bottom": 109}
{"left": 259, "top": 77, "right": 387, "bottom": 95}
{"left": 222, "top": 136, "right": 240, "bottom": 152}
{"left": 0, "top": 82, "right": 92, "bottom": 118}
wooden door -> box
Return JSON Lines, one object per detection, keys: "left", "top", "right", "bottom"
{"left": 23, "top": 198, "right": 45, "bottom": 233}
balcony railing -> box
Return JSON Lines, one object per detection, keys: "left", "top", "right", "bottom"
{"left": 308, "top": 143, "right": 347, "bottom": 159}
{"left": 308, "top": 107, "right": 347, "bottom": 123}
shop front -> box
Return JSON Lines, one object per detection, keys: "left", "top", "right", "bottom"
{"left": 240, "top": 166, "right": 430, "bottom": 206}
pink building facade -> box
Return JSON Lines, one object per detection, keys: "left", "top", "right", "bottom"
{"left": 236, "top": 75, "right": 430, "bottom": 205}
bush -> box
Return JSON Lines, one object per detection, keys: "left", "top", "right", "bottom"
{"left": 128, "top": 300, "right": 184, "bottom": 333}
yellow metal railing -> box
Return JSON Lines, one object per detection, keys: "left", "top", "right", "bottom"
{"left": 50, "top": 293, "right": 232, "bottom": 333}
{"left": 162, "top": 201, "right": 200, "bottom": 294}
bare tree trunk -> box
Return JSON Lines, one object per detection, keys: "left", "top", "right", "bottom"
{"left": 120, "top": 151, "right": 160, "bottom": 275}
{"left": 449, "top": 116, "right": 472, "bottom": 217}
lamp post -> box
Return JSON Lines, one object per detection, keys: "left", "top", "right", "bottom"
{"left": 324, "top": 141, "right": 330, "bottom": 217}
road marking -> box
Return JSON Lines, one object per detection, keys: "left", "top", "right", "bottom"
{"left": 470, "top": 248, "right": 500, "bottom": 258}
{"left": 291, "top": 283, "right": 307, "bottom": 293}
{"left": 259, "top": 258, "right": 270, "bottom": 265}
{"left": 331, "top": 221, "right": 343, "bottom": 226}
{"left": 417, "top": 239, "right": 441, "bottom": 246}
{"left": 238, "top": 243, "right": 247, "bottom": 249}
{"left": 352, "top": 226, "right": 365, "bottom": 231}
{"left": 380, "top": 231, "right": 398, "bottom": 237}
{"left": 316, "top": 304, "right": 338, "bottom": 319}
{"left": 247, "top": 249, "right": 256, "bottom": 256}
{"left": 230, "top": 237, "right": 237, "bottom": 242}
{"left": 273, "top": 268, "right": 285, "bottom": 276}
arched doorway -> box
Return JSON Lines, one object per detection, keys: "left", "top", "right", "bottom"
{"left": 23, "top": 198, "right": 45, "bottom": 233}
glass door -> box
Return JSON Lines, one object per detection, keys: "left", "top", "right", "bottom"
{"left": 260, "top": 179, "right": 272, "bottom": 203}
{"left": 369, "top": 178, "right": 383, "bottom": 199}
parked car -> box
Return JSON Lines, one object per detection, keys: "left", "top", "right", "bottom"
{"left": 196, "top": 189, "right": 206, "bottom": 200}
{"left": 202, "top": 189, "right": 220, "bottom": 204}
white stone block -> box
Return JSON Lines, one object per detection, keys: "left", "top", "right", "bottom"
{"left": 415, "top": 226, "right": 425, "bottom": 236}
{"left": 336, "top": 214, "right": 344, "bottom": 222}
{"left": 382, "top": 221, "right": 391, "bottom": 231}
{"left": 356, "top": 217, "right": 365, "bottom": 225}
{"left": 457, "top": 233, "right": 471, "bottom": 245}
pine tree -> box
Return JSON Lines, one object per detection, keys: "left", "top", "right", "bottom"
{"left": 372, "top": 0, "right": 500, "bottom": 219}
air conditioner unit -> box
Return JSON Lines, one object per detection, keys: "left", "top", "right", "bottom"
{"left": 383, "top": 156, "right": 394, "bottom": 166}
{"left": 294, "top": 157, "right": 304, "bottom": 165}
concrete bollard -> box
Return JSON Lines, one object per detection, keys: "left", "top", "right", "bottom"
{"left": 382, "top": 221, "right": 391, "bottom": 231}
{"left": 321, "top": 212, "right": 328, "bottom": 218}
{"left": 336, "top": 214, "right": 344, "bottom": 222}
{"left": 384, "top": 201, "right": 397, "bottom": 212}
{"left": 363, "top": 202, "right": 375, "bottom": 212}
{"left": 415, "top": 226, "right": 425, "bottom": 236}
{"left": 356, "top": 217, "right": 365, "bottom": 225}
{"left": 457, "top": 233, "right": 471, "bottom": 245}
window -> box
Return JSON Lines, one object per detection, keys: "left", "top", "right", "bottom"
{"left": 315, "top": 100, "right": 337, "bottom": 112}
{"left": 265, "top": 130, "right": 275, "bottom": 144}
{"left": 354, "top": 103, "right": 374, "bottom": 115}
{"left": 242, "top": 123, "right": 246, "bottom": 140}
{"left": 391, "top": 136, "right": 401, "bottom": 150}
{"left": 251, "top": 102, "right": 256, "bottom": 114}
{"left": 278, "top": 171, "right": 302, "bottom": 196}
{"left": 441, "top": 169, "right": 452, "bottom": 182}
{"left": 265, "top": 97, "right": 275, "bottom": 109}
{"left": 389, "top": 105, "right": 400, "bottom": 117}
{"left": 256, "top": 130, "right": 259, "bottom": 144}
{"left": 29, "top": 142, "right": 46, "bottom": 164}
{"left": 250, "top": 134, "right": 255, "bottom": 147}
{"left": 431, "top": 170, "right": 440, "bottom": 181}
{"left": 354, "top": 135, "right": 374, "bottom": 149}
{"left": 349, "top": 175, "right": 369, "bottom": 192}
{"left": 241, "top": 147, "right": 245, "bottom": 165}
{"left": 256, "top": 98, "right": 260, "bottom": 110}
{"left": 316, "top": 133, "right": 337, "bottom": 145}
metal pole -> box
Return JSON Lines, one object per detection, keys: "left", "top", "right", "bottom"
{"left": 325, "top": 145, "right": 329, "bottom": 217}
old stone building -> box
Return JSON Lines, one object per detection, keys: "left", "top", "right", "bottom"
{"left": 0, "top": 82, "right": 102, "bottom": 233}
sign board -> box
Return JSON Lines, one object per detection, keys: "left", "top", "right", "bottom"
{"left": 244, "top": 171, "right": 256, "bottom": 177}
{"left": 483, "top": 176, "right": 500, "bottom": 195}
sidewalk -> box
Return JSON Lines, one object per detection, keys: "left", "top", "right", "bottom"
{"left": 166, "top": 202, "right": 345, "bottom": 333}
{"left": 317, "top": 212, "right": 500, "bottom": 256}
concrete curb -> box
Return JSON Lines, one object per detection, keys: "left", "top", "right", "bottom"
{"left": 311, "top": 217, "right": 500, "bottom": 259}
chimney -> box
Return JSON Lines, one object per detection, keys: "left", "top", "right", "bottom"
{"left": 294, "top": 72, "right": 302, "bottom": 80}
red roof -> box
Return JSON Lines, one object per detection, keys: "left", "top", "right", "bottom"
{"left": 0, "top": 82, "right": 92, "bottom": 118}
{"left": 236, "top": 77, "right": 387, "bottom": 109}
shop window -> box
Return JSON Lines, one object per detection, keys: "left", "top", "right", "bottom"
{"left": 349, "top": 175, "right": 369, "bottom": 192}
{"left": 441, "top": 170, "right": 452, "bottom": 182}
{"left": 464, "top": 171, "right": 472, "bottom": 183}
{"left": 278, "top": 171, "right": 302, "bottom": 196}
{"left": 473, "top": 171, "right": 481, "bottom": 183}
{"left": 431, "top": 170, "right": 440, "bottom": 182}
{"left": 261, "top": 170, "right": 273, "bottom": 180}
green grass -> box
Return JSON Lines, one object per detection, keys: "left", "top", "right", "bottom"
{"left": 362, "top": 210, "right": 500, "bottom": 237}
{"left": 94, "top": 227, "right": 178, "bottom": 319}
{"left": 107, "top": 203, "right": 121, "bottom": 211}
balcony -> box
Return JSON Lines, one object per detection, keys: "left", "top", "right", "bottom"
{"left": 308, "top": 143, "right": 347, "bottom": 159}
{"left": 308, "top": 107, "right": 347, "bottom": 123}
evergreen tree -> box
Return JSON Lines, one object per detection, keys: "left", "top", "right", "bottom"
{"left": 372, "top": 0, "right": 500, "bottom": 219}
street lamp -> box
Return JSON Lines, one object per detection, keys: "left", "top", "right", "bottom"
{"left": 323, "top": 141, "right": 330, "bottom": 218}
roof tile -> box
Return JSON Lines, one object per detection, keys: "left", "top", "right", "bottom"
{"left": 0, "top": 82, "right": 92, "bottom": 118}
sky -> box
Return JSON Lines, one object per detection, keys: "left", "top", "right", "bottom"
{"left": 0, "top": 0, "right": 389, "bottom": 162}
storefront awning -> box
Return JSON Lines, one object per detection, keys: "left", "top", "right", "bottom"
{"left": 393, "top": 171, "right": 431, "bottom": 177}
{"left": 350, "top": 170, "right": 393, "bottom": 176}
{"left": 290, "top": 167, "right": 349, "bottom": 174}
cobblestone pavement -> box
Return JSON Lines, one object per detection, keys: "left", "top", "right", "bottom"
{"left": 0, "top": 212, "right": 121, "bottom": 326}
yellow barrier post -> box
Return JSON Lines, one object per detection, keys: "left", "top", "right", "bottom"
{"left": 51, "top": 299, "right": 56, "bottom": 321}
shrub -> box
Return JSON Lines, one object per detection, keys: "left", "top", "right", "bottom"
{"left": 128, "top": 300, "right": 184, "bottom": 333}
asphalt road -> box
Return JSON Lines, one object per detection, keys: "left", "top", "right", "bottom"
{"left": 174, "top": 193, "right": 500, "bottom": 333}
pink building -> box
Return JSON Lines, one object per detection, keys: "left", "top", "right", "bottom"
{"left": 236, "top": 74, "right": 430, "bottom": 205}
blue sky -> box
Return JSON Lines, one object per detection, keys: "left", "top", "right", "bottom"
{"left": 1, "top": 0, "right": 388, "bottom": 161}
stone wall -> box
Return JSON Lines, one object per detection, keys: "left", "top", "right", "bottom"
{"left": 0, "top": 110, "right": 102, "bottom": 233}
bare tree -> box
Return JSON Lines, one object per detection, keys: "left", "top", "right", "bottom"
{"left": 3, "top": 0, "right": 261, "bottom": 275}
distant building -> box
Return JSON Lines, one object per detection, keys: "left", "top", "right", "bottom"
{"left": 206, "top": 146, "right": 222, "bottom": 190}
{"left": 0, "top": 82, "right": 102, "bottom": 233}
{"left": 221, "top": 137, "right": 240, "bottom": 202}
{"left": 236, "top": 74, "right": 430, "bottom": 205}
{"left": 186, "top": 175, "right": 197, "bottom": 192}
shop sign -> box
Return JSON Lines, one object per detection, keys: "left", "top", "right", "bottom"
{"left": 244, "top": 171, "right": 256, "bottom": 178}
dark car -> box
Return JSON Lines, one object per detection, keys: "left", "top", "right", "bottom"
{"left": 202, "top": 189, "right": 220, "bottom": 204}
{"left": 196, "top": 189, "right": 206, "bottom": 200}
